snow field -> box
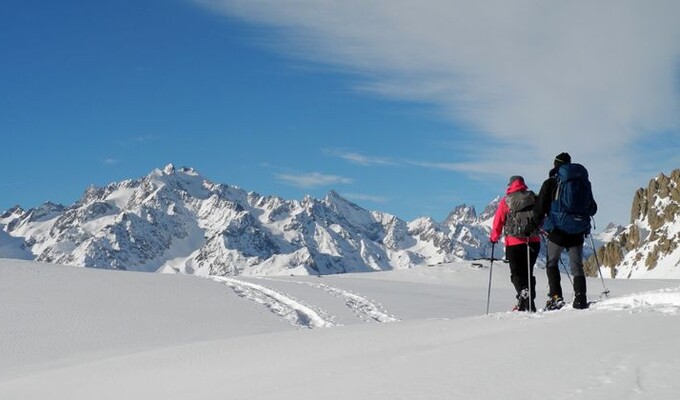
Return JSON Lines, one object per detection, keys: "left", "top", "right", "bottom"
{"left": 1, "top": 258, "right": 679, "bottom": 399}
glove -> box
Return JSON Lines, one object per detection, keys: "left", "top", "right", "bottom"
{"left": 489, "top": 237, "right": 498, "bottom": 244}
{"left": 522, "top": 224, "right": 535, "bottom": 238}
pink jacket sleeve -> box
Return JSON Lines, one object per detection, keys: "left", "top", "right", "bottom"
{"left": 490, "top": 197, "right": 508, "bottom": 243}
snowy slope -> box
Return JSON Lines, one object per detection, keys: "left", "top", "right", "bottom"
{"left": 1, "top": 259, "right": 679, "bottom": 399}
{"left": 0, "top": 229, "right": 32, "bottom": 260}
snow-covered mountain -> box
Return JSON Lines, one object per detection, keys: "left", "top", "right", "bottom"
{"left": 0, "top": 164, "right": 496, "bottom": 276}
{"left": 585, "top": 169, "right": 680, "bottom": 278}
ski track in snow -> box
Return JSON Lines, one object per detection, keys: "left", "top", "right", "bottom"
{"left": 209, "top": 276, "right": 336, "bottom": 329}
{"left": 258, "top": 277, "right": 400, "bottom": 323}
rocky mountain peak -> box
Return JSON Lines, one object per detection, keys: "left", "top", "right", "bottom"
{"left": 586, "top": 168, "right": 680, "bottom": 278}
{"left": 443, "top": 204, "right": 477, "bottom": 226}
{"left": 478, "top": 197, "right": 501, "bottom": 222}
{"left": 0, "top": 205, "right": 24, "bottom": 220}
{"left": 28, "top": 202, "right": 66, "bottom": 222}
{"left": 149, "top": 164, "right": 202, "bottom": 184}
{"left": 323, "top": 191, "right": 370, "bottom": 222}
{"left": 324, "top": 189, "right": 350, "bottom": 206}
{"left": 630, "top": 169, "right": 680, "bottom": 227}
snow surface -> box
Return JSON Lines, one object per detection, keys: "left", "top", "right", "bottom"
{"left": 1, "top": 258, "right": 679, "bottom": 399}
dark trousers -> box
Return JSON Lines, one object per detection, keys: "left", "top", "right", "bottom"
{"left": 506, "top": 242, "right": 540, "bottom": 299}
{"left": 546, "top": 240, "right": 587, "bottom": 298}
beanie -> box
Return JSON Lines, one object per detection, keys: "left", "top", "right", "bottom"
{"left": 507, "top": 175, "right": 524, "bottom": 186}
{"left": 554, "top": 152, "right": 571, "bottom": 166}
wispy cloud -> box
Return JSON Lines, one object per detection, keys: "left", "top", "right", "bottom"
{"left": 407, "top": 161, "right": 460, "bottom": 172}
{"left": 326, "top": 149, "right": 395, "bottom": 166}
{"left": 333, "top": 152, "right": 500, "bottom": 179}
{"left": 407, "top": 159, "right": 544, "bottom": 182}
{"left": 194, "top": 0, "right": 680, "bottom": 224}
{"left": 102, "top": 158, "right": 120, "bottom": 165}
{"left": 276, "top": 172, "right": 353, "bottom": 188}
{"left": 344, "top": 193, "right": 389, "bottom": 203}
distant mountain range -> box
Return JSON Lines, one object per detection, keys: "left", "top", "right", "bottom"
{"left": 2, "top": 164, "right": 677, "bottom": 278}
{"left": 0, "top": 164, "right": 497, "bottom": 276}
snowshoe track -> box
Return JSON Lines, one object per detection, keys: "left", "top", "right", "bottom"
{"left": 265, "top": 279, "right": 399, "bottom": 323}
{"left": 210, "top": 276, "right": 336, "bottom": 329}
{"left": 302, "top": 281, "right": 398, "bottom": 323}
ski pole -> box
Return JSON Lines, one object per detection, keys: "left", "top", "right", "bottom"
{"left": 486, "top": 243, "right": 495, "bottom": 315}
{"left": 541, "top": 235, "right": 572, "bottom": 286}
{"left": 589, "top": 234, "right": 610, "bottom": 298}
{"left": 526, "top": 238, "right": 533, "bottom": 311}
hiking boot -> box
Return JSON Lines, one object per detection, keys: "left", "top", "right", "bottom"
{"left": 545, "top": 295, "right": 566, "bottom": 311}
{"left": 514, "top": 289, "right": 535, "bottom": 312}
{"left": 572, "top": 293, "right": 589, "bottom": 309}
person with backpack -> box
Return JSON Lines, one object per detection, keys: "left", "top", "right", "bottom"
{"left": 490, "top": 175, "right": 541, "bottom": 312}
{"left": 524, "top": 152, "right": 597, "bottom": 310}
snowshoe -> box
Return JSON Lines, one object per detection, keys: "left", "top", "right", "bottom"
{"left": 545, "top": 295, "right": 566, "bottom": 311}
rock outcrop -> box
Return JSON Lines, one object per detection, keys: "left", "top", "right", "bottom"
{"left": 585, "top": 169, "right": 680, "bottom": 278}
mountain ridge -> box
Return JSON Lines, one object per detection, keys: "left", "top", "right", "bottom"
{"left": 0, "top": 164, "right": 496, "bottom": 276}
{"left": 3, "top": 164, "right": 678, "bottom": 278}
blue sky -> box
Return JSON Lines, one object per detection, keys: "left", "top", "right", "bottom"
{"left": 2, "top": 0, "right": 679, "bottom": 226}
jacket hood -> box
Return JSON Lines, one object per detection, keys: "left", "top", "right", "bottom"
{"left": 506, "top": 179, "right": 528, "bottom": 194}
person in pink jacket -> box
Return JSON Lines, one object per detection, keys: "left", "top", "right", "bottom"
{"left": 490, "top": 176, "right": 541, "bottom": 311}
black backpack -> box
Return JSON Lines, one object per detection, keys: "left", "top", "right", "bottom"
{"left": 504, "top": 190, "right": 539, "bottom": 238}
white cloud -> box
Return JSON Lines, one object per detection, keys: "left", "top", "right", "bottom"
{"left": 332, "top": 150, "right": 395, "bottom": 166}
{"left": 195, "top": 0, "right": 680, "bottom": 224}
{"left": 276, "top": 172, "right": 353, "bottom": 188}
{"left": 407, "top": 161, "right": 462, "bottom": 172}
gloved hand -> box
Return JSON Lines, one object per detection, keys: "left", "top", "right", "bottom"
{"left": 522, "top": 225, "right": 535, "bottom": 238}
{"left": 489, "top": 237, "right": 498, "bottom": 244}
